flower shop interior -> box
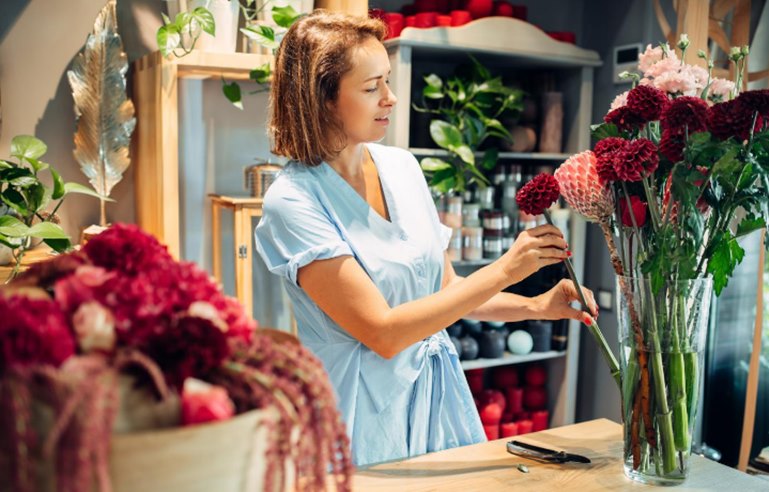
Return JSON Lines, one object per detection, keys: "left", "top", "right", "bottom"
{"left": 2, "top": 0, "right": 769, "bottom": 490}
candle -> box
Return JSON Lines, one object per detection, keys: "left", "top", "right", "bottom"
{"left": 532, "top": 410, "right": 549, "bottom": 432}
{"left": 500, "top": 421, "right": 519, "bottom": 438}
{"left": 483, "top": 424, "right": 500, "bottom": 440}
{"left": 506, "top": 387, "right": 523, "bottom": 413}
{"left": 517, "top": 419, "right": 533, "bottom": 435}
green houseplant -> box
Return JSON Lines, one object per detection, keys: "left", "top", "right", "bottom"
{"left": 414, "top": 57, "right": 523, "bottom": 193}
{"left": 0, "top": 135, "right": 103, "bottom": 281}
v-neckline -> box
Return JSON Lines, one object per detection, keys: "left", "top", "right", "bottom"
{"left": 322, "top": 144, "right": 397, "bottom": 228}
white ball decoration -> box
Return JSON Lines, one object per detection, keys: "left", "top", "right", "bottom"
{"left": 508, "top": 330, "right": 533, "bottom": 355}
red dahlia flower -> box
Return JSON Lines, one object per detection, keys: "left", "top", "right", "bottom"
{"left": 516, "top": 173, "right": 560, "bottom": 216}
{"left": 627, "top": 85, "right": 669, "bottom": 122}
{"left": 604, "top": 106, "right": 644, "bottom": 132}
{"left": 707, "top": 99, "right": 764, "bottom": 141}
{"left": 660, "top": 96, "right": 708, "bottom": 134}
{"left": 615, "top": 138, "right": 659, "bottom": 182}
{"left": 736, "top": 89, "right": 769, "bottom": 118}
{"left": 594, "top": 137, "right": 627, "bottom": 184}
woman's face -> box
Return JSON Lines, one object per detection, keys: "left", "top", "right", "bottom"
{"left": 333, "top": 36, "right": 397, "bottom": 146}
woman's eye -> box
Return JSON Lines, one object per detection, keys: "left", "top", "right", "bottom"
{"left": 366, "top": 87, "right": 378, "bottom": 93}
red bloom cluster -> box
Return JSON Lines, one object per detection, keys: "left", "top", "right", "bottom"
{"left": 594, "top": 137, "right": 659, "bottom": 183}
{"left": 659, "top": 131, "right": 685, "bottom": 163}
{"left": 82, "top": 223, "right": 174, "bottom": 276}
{"left": 736, "top": 89, "right": 769, "bottom": 118}
{"left": 627, "top": 85, "right": 668, "bottom": 122}
{"left": 661, "top": 96, "right": 708, "bottom": 133}
{"left": 604, "top": 106, "right": 645, "bottom": 132}
{"left": 707, "top": 99, "right": 764, "bottom": 141}
{"left": 516, "top": 173, "right": 560, "bottom": 215}
{"left": 0, "top": 294, "right": 75, "bottom": 372}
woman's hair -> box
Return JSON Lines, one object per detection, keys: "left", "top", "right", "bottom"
{"left": 268, "top": 10, "right": 387, "bottom": 166}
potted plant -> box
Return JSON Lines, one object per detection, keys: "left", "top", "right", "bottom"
{"left": 414, "top": 57, "right": 523, "bottom": 193}
{"left": 0, "top": 135, "right": 102, "bottom": 282}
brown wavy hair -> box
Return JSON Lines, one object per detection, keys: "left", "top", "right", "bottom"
{"left": 268, "top": 10, "right": 387, "bottom": 166}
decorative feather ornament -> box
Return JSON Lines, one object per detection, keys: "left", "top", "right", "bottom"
{"left": 67, "top": 0, "right": 136, "bottom": 226}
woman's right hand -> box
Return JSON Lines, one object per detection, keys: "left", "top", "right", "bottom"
{"left": 498, "top": 224, "right": 569, "bottom": 285}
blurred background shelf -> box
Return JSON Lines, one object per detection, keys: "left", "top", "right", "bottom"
{"left": 461, "top": 350, "right": 567, "bottom": 371}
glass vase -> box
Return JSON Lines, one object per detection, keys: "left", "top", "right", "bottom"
{"left": 616, "top": 275, "right": 712, "bottom": 486}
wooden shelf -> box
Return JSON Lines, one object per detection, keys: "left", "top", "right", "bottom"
{"left": 0, "top": 244, "right": 54, "bottom": 282}
{"left": 384, "top": 17, "right": 602, "bottom": 68}
{"left": 132, "top": 50, "right": 273, "bottom": 257}
{"left": 410, "top": 148, "right": 571, "bottom": 162}
{"left": 461, "top": 350, "right": 567, "bottom": 371}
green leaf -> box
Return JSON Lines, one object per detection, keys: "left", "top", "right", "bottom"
{"left": 1, "top": 188, "right": 28, "bottom": 216}
{"left": 423, "top": 85, "right": 444, "bottom": 99}
{"left": 191, "top": 7, "right": 216, "bottom": 36}
{"left": 424, "top": 74, "right": 443, "bottom": 90}
{"left": 591, "top": 123, "right": 620, "bottom": 140}
{"left": 0, "top": 160, "right": 13, "bottom": 170}
{"left": 272, "top": 5, "right": 301, "bottom": 28}
{"left": 27, "top": 221, "right": 69, "bottom": 240}
{"left": 25, "top": 158, "right": 49, "bottom": 173}
{"left": 736, "top": 215, "right": 765, "bottom": 238}
{"left": 222, "top": 80, "right": 244, "bottom": 110}
{"left": 161, "top": 12, "right": 172, "bottom": 25}
{"left": 481, "top": 148, "right": 499, "bottom": 170}
{"left": 10, "top": 135, "right": 47, "bottom": 161}
{"left": 451, "top": 144, "right": 475, "bottom": 166}
{"left": 44, "top": 237, "right": 71, "bottom": 253}
{"left": 25, "top": 183, "right": 46, "bottom": 213}
{"left": 707, "top": 231, "right": 745, "bottom": 295}
{"left": 9, "top": 175, "right": 36, "bottom": 188}
{"left": 0, "top": 216, "right": 30, "bottom": 237}
{"left": 50, "top": 168, "right": 65, "bottom": 200}
{"left": 249, "top": 63, "right": 272, "bottom": 84}
{"left": 157, "top": 24, "right": 181, "bottom": 57}
{"left": 63, "top": 182, "right": 110, "bottom": 200}
{"left": 420, "top": 158, "right": 452, "bottom": 172}
{"left": 0, "top": 233, "right": 22, "bottom": 249}
{"left": 430, "top": 120, "right": 463, "bottom": 150}
{"left": 241, "top": 24, "right": 278, "bottom": 50}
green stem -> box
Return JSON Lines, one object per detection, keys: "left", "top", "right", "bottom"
{"left": 641, "top": 177, "right": 662, "bottom": 231}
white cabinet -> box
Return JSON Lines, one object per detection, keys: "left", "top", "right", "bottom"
{"left": 382, "top": 17, "right": 602, "bottom": 428}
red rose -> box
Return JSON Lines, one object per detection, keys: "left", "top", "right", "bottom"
{"left": 83, "top": 223, "right": 174, "bottom": 276}
{"left": 660, "top": 96, "right": 708, "bottom": 134}
{"left": 516, "top": 173, "right": 560, "bottom": 215}
{"left": 0, "top": 294, "right": 75, "bottom": 371}
{"left": 659, "top": 130, "right": 685, "bottom": 163}
{"left": 594, "top": 137, "right": 627, "bottom": 184}
{"left": 627, "top": 85, "right": 668, "bottom": 122}
{"left": 604, "top": 106, "right": 644, "bottom": 132}
{"left": 707, "top": 99, "right": 764, "bottom": 141}
{"left": 619, "top": 195, "right": 648, "bottom": 227}
{"left": 736, "top": 89, "right": 769, "bottom": 118}
{"left": 615, "top": 138, "right": 659, "bottom": 182}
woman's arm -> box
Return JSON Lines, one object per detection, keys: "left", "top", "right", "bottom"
{"left": 297, "top": 225, "right": 568, "bottom": 359}
{"left": 442, "top": 252, "right": 598, "bottom": 323}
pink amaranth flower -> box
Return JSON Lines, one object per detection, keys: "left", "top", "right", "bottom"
{"left": 554, "top": 151, "right": 615, "bottom": 222}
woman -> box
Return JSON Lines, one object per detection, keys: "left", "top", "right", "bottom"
{"left": 255, "top": 11, "right": 597, "bottom": 466}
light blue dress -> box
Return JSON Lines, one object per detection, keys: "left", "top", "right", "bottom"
{"left": 254, "top": 143, "right": 485, "bottom": 466}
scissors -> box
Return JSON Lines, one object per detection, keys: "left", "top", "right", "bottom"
{"left": 507, "top": 440, "right": 592, "bottom": 464}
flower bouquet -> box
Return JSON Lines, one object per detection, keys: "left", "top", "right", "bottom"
{"left": 517, "top": 37, "right": 769, "bottom": 485}
{"left": 0, "top": 224, "right": 352, "bottom": 492}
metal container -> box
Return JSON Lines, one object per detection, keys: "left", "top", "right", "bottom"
{"left": 244, "top": 161, "right": 282, "bottom": 198}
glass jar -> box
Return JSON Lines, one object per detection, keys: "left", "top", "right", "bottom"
{"left": 483, "top": 229, "right": 503, "bottom": 259}
{"left": 462, "top": 203, "right": 481, "bottom": 228}
{"left": 462, "top": 227, "right": 483, "bottom": 260}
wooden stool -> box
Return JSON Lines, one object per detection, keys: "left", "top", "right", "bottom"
{"left": 209, "top": 194, "right": 264, "bottom": 316}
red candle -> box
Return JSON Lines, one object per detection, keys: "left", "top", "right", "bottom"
{"left": 384, "top": 13, "right": 405, "bottom": 39}
{"left": 517, "top": 419, "right": 533, "bottom": 435}
{"left": 532, "top": 410, "right": 549, "bottom": 431}
{"left": 405, "top": 15, "right": 416, "bottom": 27}
{"left": 500, "top": 421, "right": 519, "bottom": 438}
{"left": 506, "top": 386, "right": 523, "bottom": 413}
{"left": 483, "top": 424, "right": 500, "bottom": 440}
{"left": 437, "top": 15, "right": 452, "bottom": 26}
{"left": 449, "top": 10, "right": 472, "bottom": 26}
{"left": 414, "top": 12, "right": 437, "bottom": 28}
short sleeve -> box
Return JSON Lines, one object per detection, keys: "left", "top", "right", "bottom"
{"left": 255, "top": 184, "right": 353, "bottom": 286}
{"left": 402, "top": 149, "right": 453, "bottom": 252}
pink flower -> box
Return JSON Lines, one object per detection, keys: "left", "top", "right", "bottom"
{"left": 638, "top": 44, "right": 668, "bottom": 73}
{"left": 554, "top": 151, "right": 614, "bottom": 222}
{"left": 181, "top": 379, "right": 235, "bottom": 426}
{"left": 643, "top": 52, "right": 679, "bottom": 79}
{"left": 652, "top": 69, "right": 698, "bottom": 96}
{"left": 619, "top": 195, "right": 648, "bottom": 227}
{"left": 708, "top": 78, "right": 735, "bottom": 103}
{"left": 72, "top": 301, "right": 116, "bottom": 353}
{"left": 610, "top": 91, "right": 629, "bottom": 111}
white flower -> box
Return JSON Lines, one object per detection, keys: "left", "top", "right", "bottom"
{"left": 610, "top": 91, "right": 629, "bottom": 111}
{"left": 73, "top": 301, "right": 116, "bottom": 353}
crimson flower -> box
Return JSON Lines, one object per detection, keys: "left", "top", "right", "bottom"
{"left": 659, "top": 130, "right": 685, "bottom": 163}
{"left": 736, "top": 89, "right": 769, "bottom": 118}
{"left": 594, "top": 137, "right": 627, "bottom": 184}
{"left": 0, "top": 294, "right": 75, "bottom": 372}
{"left": 83, "top": 223, "right": 174, "bottom": 276}
{"left": 604, "top": 106, "right": 644, "bottom": 132}
{"left": 516, "top": 173, "right": 560, "bottom": 215}
{"left": 660, "top": 96, "right": 708, "bottom": 134}
{"left": 615, "top": 138, "right": 659, "bottom": 182}
{"left": 707, "top": 99, "right": 765, "bottom": 141}
{"left": 619, "top": 195, "right": 648, "bottom": 227}
{"left": 627, "top": 85, "right": 668, "bottom": 122}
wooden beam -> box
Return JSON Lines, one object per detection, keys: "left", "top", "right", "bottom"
{"left": 677, "top": 0, "right": 710, "bottom": 67}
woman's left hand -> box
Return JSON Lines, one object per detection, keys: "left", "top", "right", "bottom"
{"left": 534, "top": 279, "right": 598, "bottom": 325}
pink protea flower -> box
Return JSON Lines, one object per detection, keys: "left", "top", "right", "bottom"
{"left": 554, "top": 151, "right": 615, "bottom": 222}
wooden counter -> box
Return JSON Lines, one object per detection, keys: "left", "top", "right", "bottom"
{"left": 341, "top": 419, "right": 766, "bottom": 491}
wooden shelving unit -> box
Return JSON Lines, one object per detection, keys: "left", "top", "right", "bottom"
{"left": 132, "top": 50, "right": 272, "bottom": 258}
{"left": 382, "top": 17, "right": 602, "bottom": 428}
